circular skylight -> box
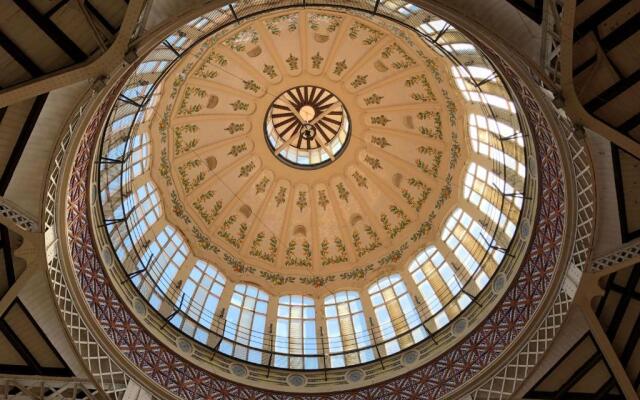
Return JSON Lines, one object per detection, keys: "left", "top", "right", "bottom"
{"left": 265, "top": 86, "right": 350, "bottom": 168}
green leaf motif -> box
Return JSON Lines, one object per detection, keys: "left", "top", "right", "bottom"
{"left": 275, "top": 186, "right": 287, "bottom": 207}
{"left": 351, "top": 74, "right": 368, "bottom": 89}
{"left": 238, "top": 161, "right": 255, "bottom": 178}
{"left": 370, "top": 115, "right": 391, "bottom": 126}
{"left": 336, "top": 183, "right": 349, "bottom": 202}
{"left": 255, "top": 177, "right": 270, "bottom": 194}
{"left": 364, "top": 94, "right": 383, "bottom": 105}
{"left": 263, "top": 64, "right": 277, "bottom": 79}
{"left": 371, "top": 136, "right": 391, "bottom": 148}
{"left": 286, "top": 53, "right": 299, "bottom": 70}
{"left": 225, "top": 122, "right": 245, "bottom": 135}
{"left": 228, "top": 143, "right": 248, "bottom": 157}
{"left": 333, "top": 60, "right": 347, "bottom": 76}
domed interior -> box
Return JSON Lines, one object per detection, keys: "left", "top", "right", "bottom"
{"left": 97, "top": 8, "right": 528, "bottom": 370}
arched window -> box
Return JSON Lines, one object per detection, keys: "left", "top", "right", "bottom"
{"left": 442, "top": 42, "right": 476, "bottom": 54}
{"left": 324, "top": 291, "right": 373, "bottom": 368}
{"left": 187, "top": 16, "right": 212, "bottom": 31}
{"left": 274, "top": 295, "right": 317, "bottom": 369}
{"left": 468, "top": 113, "right": 525, "bottom": 178}
{"left": 441, "top": 209, "right": 502, "bottom": 292}
{"left": 220, "top": 284, "right": 269, "bottom": 364}
{"left": 408, "top": 246, "right": 472, "bottom": 329}
{"left": 136, "top": 60, "right": 170, "bottom": 75}
{"left": 368, "top": 274, "right": 426, "bottom": 355}
{"left": 174, "top": 260, "right": 226, "bottom": 344}
{"left": 110, "top": 181, "right": 162, "bottom": 260}
{"left": 464, "top": 162, "right": 520, "bottom": 238}
{"left": 121, "top": 83, "right": 153, "bottom": 103}
{"left": 126, "top": 132, "right": 151, "bottom": 182}
{"left": 104, "top": 132, "right": 150, "bottom": 195}
{"left": 164, "top": 33, "right": 189, "bottom": 51}
{"left": 451, "top": 68, "right": 516, "bottom": 113}
{"left": 133, "top": 225, "right": 188, "bottom": 311}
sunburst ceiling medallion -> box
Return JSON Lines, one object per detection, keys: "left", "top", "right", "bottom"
{"left": 265, "top": 85, "right": 350, "bottom": 168}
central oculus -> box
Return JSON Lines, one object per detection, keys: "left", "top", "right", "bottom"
{"left": 264, "top": 85, "right": 350, "bottom": 168}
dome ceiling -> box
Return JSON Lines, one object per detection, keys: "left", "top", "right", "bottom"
{"left": 43, "top": 0, "right": 580, "bottom": 394}
{"left": 93, "top": 4, "right": 531, "bottom": 376}
{"left": 147, "top": 9, "right": 476, "bottom": 288}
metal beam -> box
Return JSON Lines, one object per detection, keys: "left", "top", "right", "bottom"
{"left": 579, "top": 301, "right": 639, "bottom": 399}
{"left": 85, "top": 0, "right": 117, "bottom": 35}
{"left": 0, "top": 94, "right": 48, "bottom": 195}
{"left": 0, "top": 225, "right": 15, "bottom": 286}
{"left": 594, "top": 379, "right": 618, "bottom": 400}
{"left": 605, "top": 267, "right": 640, "bottom": 337}
{"left": 555, "top": 349, "right": 602, "bottom": 398}
{"left": 600, "top": 12, "right": 640, "bottom": 52}
{"left": 584, "top": 69, "right": 640, "bottom": 113}
{"left": 0, "top": 320, "right": 43, "bottom": 375}
{"left": 0, "top": 30, "right": 43, "bottom": 77}
{"left": 559, "top": 0, "right": 640, "bottom": 160}
{"left": 617, "top": 111, "right": 640, "bottom": 134}
{"left": 44, "top": 0, "right": 72, "bottom": 18}
{"left": 13, "top": 0, "right": 87, "bottom": 63}
{"left": 13, "top": 301, "right": 72, "bottom": 376}
{"left": 573, "top": 54, "right": 596, "bottom": 76}
{"left": 574, "top": 0, "right": 630, "bottom": 42}
{"left": 0, "top": 266, "right": 36, "bottom": 317}
{"left": 0, "top": 0, "right": 144, "bottom": 108}
{"left": 619, "top": 307, "right": 640, "bottom": 365}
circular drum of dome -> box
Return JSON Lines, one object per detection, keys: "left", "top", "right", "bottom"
{"left": 47, "top": 1, "right": 586, "bottom": 398}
